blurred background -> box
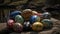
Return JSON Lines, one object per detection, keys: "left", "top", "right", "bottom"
{"left": 0, "top": 0, "right": 60, "bottom": 23}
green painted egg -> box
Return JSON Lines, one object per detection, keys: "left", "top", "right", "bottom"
{"left": 41, "top": 19, "right": 53, "bottom": 29}
{"left": 15, "top": 15, "right": 24, "bottom": 24}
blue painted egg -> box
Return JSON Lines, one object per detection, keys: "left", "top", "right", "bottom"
{"left": 29, "top": 15, "right": 40, "bottom": 24}
{"left": 10, "top": 10, "right": 22, "bottom": 18}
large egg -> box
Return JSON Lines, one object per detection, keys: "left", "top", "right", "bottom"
{"left": 41, "top": 19, "right": 53, "bottom": 29}
{"left": 42, "top": 12, "right": 51, "bottom": 19}
{"left": 10, "top": 10, "right": 22, "bottom": 18}
{"left": 7, "top": 19, "right": 15, "bottom": 29}
{"left": 13, "top": 23, "right": 23, "bottom": 32}
{"left": 15, "top": 15, "right": 24, "bottom": 24}
{"left": 21, "top": 9, "right": 33, "bottom": 20}
{"left": 29, "top": 15, "right": 41, "bottom": 24}
{"left": 31, "top": 22, "right": 43, "bottom": 31}
{"left": 23, "top": 21, "right": 31, "bottom": 31}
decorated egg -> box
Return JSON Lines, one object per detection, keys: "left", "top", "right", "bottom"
{"left": 23, "top": 21, "right": 31, "bottom": 31}
{"left": 15, "top": 15, "right": 24, "bottom": 24}
{"left": 32, "top": 11, "right": 38, "bottom": 15}
{"left": 42, "top": 12, "right": 51, "bottom": 19}
{"left": 29, "top": 15, "right": 41, "bottom": 24}
{"left": 41, "top": 19, "right": 53, "bottom": 29}
{"left": 10, "top": 10, "right": 22, "bottom": 18}
{"left": 21, "top": 9, "right": 33, "bottom": 20}
{"left": 32, "top": 11, "right": 42, "bottom": 16}
{"left": 31, "top": 22, "right": 43, "bottom": 31}
{"left": 7, "top": 19, "right": 15, "bottom": 28}
{"left": 13, "top": 23, "right": 23, "bottom": 32}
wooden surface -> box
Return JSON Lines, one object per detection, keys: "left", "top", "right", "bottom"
{"left": 0, "top": 18, "right": 60, "bottom": 34}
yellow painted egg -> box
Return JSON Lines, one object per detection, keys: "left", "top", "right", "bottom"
{"left": 31, "top": 22, "right": 43, "bottom": 31}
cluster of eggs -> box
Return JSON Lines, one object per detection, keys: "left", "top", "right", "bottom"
{"left": 7, "top": 9, "right": 53, "bottom": 32}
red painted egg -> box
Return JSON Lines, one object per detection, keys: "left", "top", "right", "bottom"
{"left": 7, "top": 19, "right": 15, "bottom": 28}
